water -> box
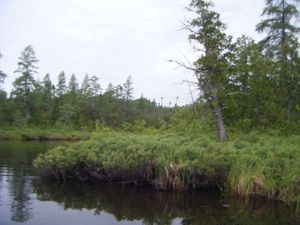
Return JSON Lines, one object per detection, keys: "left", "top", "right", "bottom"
{"left": 0, "top": 141, "right": 299, "bottom": 225}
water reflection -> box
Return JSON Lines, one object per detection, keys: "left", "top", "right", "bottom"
{"left": 33, "top": 181, "right": 299, "bottom": 225}
{"left": 0, "top": 141, "right": 62, "bottom": 224}
{"left": 0, "top": 141, "right": 299, "bottom": 225}
{"left": 9, "top": 165, "right": 33, "bottom": 222}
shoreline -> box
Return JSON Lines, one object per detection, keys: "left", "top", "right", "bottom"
{"left": 34, "top": 131, "right": 300, "bottom": 206}
{"left": 0, "top": 128, "right": 90, "bottom": 141}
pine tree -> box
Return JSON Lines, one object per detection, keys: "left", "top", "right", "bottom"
{"left": 12, "top": 45, "right": 38, "bottom": 127}
{"left": 68, "top": 73, "right": 78, "bottom": 95}
{"left": 41, "top": 73, "right": 54, "bottom": 123}
{"left": 80, "top": 74, "right": 100, "bottom": 97}
{"left": 123, "top": 75, "right": 133, "bottom": 101}
{"left": 56, "top": 71, "right": 66, "bottom": 98}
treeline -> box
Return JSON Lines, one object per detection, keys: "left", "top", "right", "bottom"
{"left": 0, "top": 46, "right": 172, "bottom": 129}
{"left": 1, "top": 0, "right": 300, "bottom": 137}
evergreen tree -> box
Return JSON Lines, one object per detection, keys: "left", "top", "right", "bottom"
{"left": 68, "top": 73, "right": 78, "bottom": 95}
{"left": 12, "top": 45, "right": 38, "bottom": 127}
{"left": 81, "top": 74, "right": 91, "bottom": 97}
{"left": 60, "top": 73, "right": 79, "bottom": 127}
{"left": 81, "top": 74, "right": 101, "bottom": 97}
{"left": 256, "top": 0, "right": 300, "bottom": 58}
{"left": 256, "top": 0, "right": 300, "bottom": 119}
{"left": 89, "top": 75, "right": 101, "bottom": 96}
{"left": 0, "top": 51, "right": 7, "bottom": 125}
{"left": 79, "top": 74, "right": 101, "bottom": 127}
{"left": 56, "top": 71, "right": 66, "bottom": 98}
{"left": 123, "top": 75, "right": 133, "bottom": 101}
{"left": 41, "top": 73, "right": 54, "bottom": 124}
{"left": 187, "top": 0, "right": 234, "bottom": 140}
{"left": 0, "top": 51, "right": 7, "bottom": 89}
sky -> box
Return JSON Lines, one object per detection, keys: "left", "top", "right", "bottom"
{"left": 0, "top": 0, "right": 265, "bottom": 105}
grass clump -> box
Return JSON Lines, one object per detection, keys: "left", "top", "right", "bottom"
{"left": 34, "top": 130, "right": 300, "bottom": 205}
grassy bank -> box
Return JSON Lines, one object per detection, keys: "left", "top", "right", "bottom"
{"left": 34, "top": 129, "right": 300, "bottom": 205}
{"left": 0, "top": 128, "right": 90, "bottom": 141}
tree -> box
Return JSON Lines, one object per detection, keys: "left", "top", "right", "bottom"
{"left": 79, "top": 74, "right": 101, "bottom": 127}
{"left": 224, "top": 36, "right": 279, "bottom": 127}
{"left": 58, "top": 73, "right": 79, "bottom": 127}
{"left": 0, "top": 51, "right": 7, "bottom": 89}
{"left": 40, "top": 73, "right": 55, "bottom": 124}
{"left": 256, "top": 0, "right": 300, "bottom": 58}
{"left": 81, "top": 74, "right": 101, "bottom": 97}
{"left": 12, "top": 45, "right": 38, "bottom": 127}
{"left": 0, "top": 51, "right": 7, "bottom": 125}
{"left": 68, "top": 73, "right": 78, "bottom": 94}
{"left": 186, "top": 0, "right": 234, "bottom": 140}
{"left": 123, "top": 75, "right": 133, "bottom": 101}
{"left": 256, "top": 0, "right": 300, "bottom": 120}
{"left": 56, "top": 71, "right": 67, "bottom": 98}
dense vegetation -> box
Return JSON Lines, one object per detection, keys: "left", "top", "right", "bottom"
{"left": 34, "top": 121, "right": 300, "bottom": 204}
{"left": 0, "top": 0, "right": 299, "bottom": 206}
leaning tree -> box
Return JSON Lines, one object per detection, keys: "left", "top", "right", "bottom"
{"left": 185, "top": 0, "right": 235, "bottom": 140}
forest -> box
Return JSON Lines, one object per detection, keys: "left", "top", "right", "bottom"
{"left": 0, "top": 47, "right": 172, "bottom": 130}
{"left": 1, "top": 1, "right": 300, "bottom": 137}
{"left": 1, "top": 0, "right": 300, "bottom": 205}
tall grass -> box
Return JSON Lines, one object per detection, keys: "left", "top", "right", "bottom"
{"left": 34, "top": 129, "right": 300, "bottom": 205}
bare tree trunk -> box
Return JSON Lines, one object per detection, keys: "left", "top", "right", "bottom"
{"left": 209, "top": 82, "right": 228, "bottom": 141}
{"left": 213, "top": 105, "right": 228, "bottom": 141}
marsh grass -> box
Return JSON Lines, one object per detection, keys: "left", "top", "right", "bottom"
{"left": 0, "top": 128, "right": 89, "bottom": 141}
{"left": 34, "top": 129, "right": 300, "bottom": 205}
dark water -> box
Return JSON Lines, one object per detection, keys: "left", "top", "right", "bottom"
{"left": 0, "top": 141, "right": 299, "bottom": 225}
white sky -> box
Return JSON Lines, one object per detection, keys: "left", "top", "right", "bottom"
{"left": 0, "top": 0, "right": 265, "bottom": 105}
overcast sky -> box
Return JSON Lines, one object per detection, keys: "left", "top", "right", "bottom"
{"left": 0, "top": 0, "right": 265, "bottom": 105}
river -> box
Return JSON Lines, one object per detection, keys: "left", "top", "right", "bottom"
{"left": 0, "top": 141, "right": 298, "bottom": 225}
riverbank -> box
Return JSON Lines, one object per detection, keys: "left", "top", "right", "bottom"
{"left": 34, "top": 130, "right": 300, "bottom": 205}
{"left": 0, "top": 128, "right": 90, "bottom": 141}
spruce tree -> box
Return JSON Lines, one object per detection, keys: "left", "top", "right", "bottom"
{"left": 56, "top": 71, "right": 66, "bottom": 98}
{"left": 256, "top": 0, "right": 300, "bottom": 120}
{"left": 12, "top": 45, "right": 38, "bottom": 127}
